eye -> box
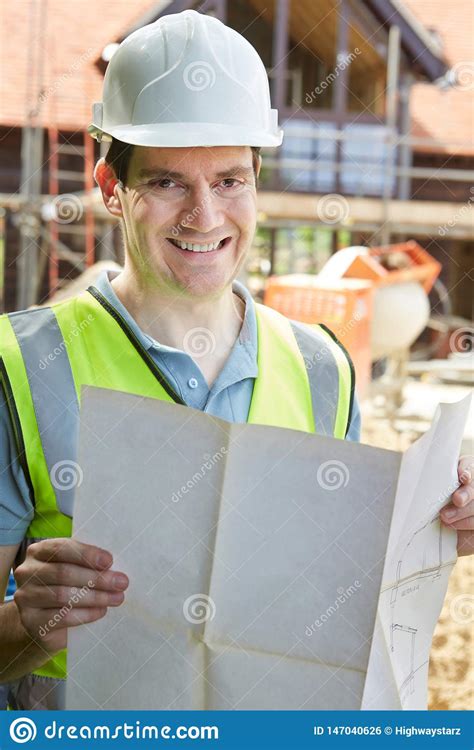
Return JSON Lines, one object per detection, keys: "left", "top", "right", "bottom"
{"left": 216, "top": 178, "right": 245, "bottom": 191}
{"left": 148, "top": 178, "right": 181, "bottom": 190}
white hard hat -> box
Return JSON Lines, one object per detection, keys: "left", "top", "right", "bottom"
{"left": 89, "top": 9, "right": 283, "bottom": 148}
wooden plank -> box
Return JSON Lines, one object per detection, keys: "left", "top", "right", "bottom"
{"left": 256, "top": 191, "right": 474, "bottom": 235}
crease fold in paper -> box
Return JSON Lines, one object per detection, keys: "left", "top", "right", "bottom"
{"left": 66, "top": 388, "right": 469, "bottom": 710}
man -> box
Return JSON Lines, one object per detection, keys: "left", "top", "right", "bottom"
{"left": 0, "top": 10, "right": 472, "bottom": 711}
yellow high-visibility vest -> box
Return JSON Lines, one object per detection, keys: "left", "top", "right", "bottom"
{"left": 0, "top": 284, "right": 354, "bottom": 709}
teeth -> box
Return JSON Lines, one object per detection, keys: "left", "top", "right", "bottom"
{"left": 170, "top": 238, "right": 223, "bottom": 252}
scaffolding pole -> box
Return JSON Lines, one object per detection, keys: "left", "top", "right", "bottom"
{"left": 16, "top": 125, "right": 44, "bottom": 310}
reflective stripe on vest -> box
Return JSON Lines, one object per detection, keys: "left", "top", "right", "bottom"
{"left": 0, "top": 286, "right": 354, "bottom": 709}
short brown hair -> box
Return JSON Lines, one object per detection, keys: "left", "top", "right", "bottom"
{"left": 104, "top": 139, "right": 261, "bottom": 187}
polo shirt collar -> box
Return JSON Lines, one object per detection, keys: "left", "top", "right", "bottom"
{"left": 91, "top": 270, "right": 258, "bottom": 383}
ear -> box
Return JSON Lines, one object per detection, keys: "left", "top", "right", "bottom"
{"left": 94, "top": 158, "right": 123, "bottom": 218}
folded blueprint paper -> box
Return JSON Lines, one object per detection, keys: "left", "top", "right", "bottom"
{"left": 66, "top": 388, "right": 469, "bottom": 710}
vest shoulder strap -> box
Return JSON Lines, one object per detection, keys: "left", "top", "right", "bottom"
{"left": 0, "top": 304, "right": 79, "bottom": 523}
{"left": 288, "top": 318, "right": 355, "bottom": 439}
{"left": 253, "top": 303, "right": 355, "bottom": 439}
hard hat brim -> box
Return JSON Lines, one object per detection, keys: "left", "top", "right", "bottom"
{"left": 88, "top": 121, "right": 283, "bottom": 148}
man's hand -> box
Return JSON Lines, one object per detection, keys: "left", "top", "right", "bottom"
{"left": 440, "top": 456, "right": 474, "bottom": 557}
{"left": 13, "top": 539, "right": 129, "bottom": 656}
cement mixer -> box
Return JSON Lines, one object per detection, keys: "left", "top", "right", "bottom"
{"left": 316, "top": 242, "right": 441, "bottom": 361}
{"left": 263, "top": 241, "right": 442, "bottom": 399}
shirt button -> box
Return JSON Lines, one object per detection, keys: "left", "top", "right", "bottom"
{"left": 188, "top": 378, "right": 199, "bottom": 389}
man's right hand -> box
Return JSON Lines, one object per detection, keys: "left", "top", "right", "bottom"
{"left": 13, "top": 539, "right": 129, "bottom": 655}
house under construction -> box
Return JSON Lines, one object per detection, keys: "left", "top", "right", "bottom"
{"left": 0, "top": 0, "right": 472, "bottom": 319}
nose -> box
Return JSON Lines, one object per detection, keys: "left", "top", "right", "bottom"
{"left": 179, "top": 181, "right": 225, "bottom": 235}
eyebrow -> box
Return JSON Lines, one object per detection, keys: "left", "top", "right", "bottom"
{"left": 137, "top": 165, "right": 255, "bottom": 181}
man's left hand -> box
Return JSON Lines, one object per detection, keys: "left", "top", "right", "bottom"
{"left": 440, "top": 456, "right": 474, "bottom": 557}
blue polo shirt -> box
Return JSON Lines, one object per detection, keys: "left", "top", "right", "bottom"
{"left": 0, "top": 272, "right": 360, "bottom": 545}
{"left": 94, "top": 271, "right": 259, "bottom": 420}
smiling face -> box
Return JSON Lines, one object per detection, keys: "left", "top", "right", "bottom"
{"left": 100, "top": 145, "right": 261, "bottom": 299}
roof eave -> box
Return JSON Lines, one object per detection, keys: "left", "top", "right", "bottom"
{"left": 364, "top": 0, "right": 448, "bottom": 81}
